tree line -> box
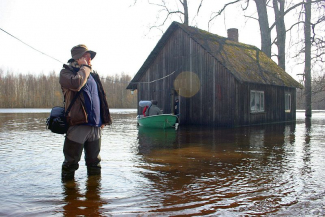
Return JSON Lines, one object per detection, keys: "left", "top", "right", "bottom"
{"left": 0, "top": 69, "right": 137, "bottom": 108}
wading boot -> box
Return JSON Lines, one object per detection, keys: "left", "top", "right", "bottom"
{"left": 84, "top": 139, "right": 101, "bottom": 176}
{"left": 87, "top": 166, "right": 101, "bottom": 176}
{"left": 61, "top": 169, "right": 75, "bottom": 182}
{"left": 61, "top": 163, "right": 79, "bottom": 182}
{"left": 61, "top": 138, "right": 83, "bottom": 181}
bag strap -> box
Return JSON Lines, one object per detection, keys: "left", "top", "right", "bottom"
{"left": 62, "top": 64, "right": 86, "bottom": 117}
{"left": 64, "top": 88, "right": 83, "bottom": 116}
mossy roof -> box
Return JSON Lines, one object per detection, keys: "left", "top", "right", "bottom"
{"left": 127, "top": 22, "right": 303, "bottom": 89}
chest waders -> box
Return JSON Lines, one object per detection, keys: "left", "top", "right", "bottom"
{"left": 62, "top": 136, "right": 101, "bottom": 181}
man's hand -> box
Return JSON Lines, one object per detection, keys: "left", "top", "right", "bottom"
{"left": 78, "top": 57, "right": 88, "bottom": 66}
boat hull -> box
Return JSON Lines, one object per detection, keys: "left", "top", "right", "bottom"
{"left": 137, "top": 114, "right": 177, "bottom": 129}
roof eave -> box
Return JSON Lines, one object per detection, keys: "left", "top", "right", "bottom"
{"left": 126, "top": 22, "right": 179, "bottom": 90}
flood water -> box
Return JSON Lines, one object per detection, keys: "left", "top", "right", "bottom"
{"left": 0, "top": 109, "right": 324, "bottom": 216}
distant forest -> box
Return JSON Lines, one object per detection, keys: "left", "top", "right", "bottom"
{"left": 0, "top": 69, "right": 324, "bottom": 110}
{"left": 0, "top": 70, "right": 137, "bottom": 108}
{"left": 296, "top": 77, "right": 325, "bottom": 110}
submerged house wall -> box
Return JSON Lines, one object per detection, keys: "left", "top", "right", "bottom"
{"left": 237, "top": 83, "right": 297, "bottom": 126}
{"left": 129, "top": 22, "right": 301, "bottom": 127}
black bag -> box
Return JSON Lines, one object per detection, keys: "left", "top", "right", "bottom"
{"left": 47, "top": 106, "right": 68, "bottom": 134}
{"left": 47, "top": 87, "right": 83, "bottom": 134}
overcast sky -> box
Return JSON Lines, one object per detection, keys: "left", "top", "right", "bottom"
{"left": 0, "top": 0, "right": 303, "bottom": 80}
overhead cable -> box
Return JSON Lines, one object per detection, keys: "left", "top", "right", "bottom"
{"left": 0, "top": 27, "right": 64, "bottom": 64}
{"left": 102, "top": 71, "right": 176, "bottom": 84}
{"left": 0, "top": 27, "right": 176, "bottom": 85}
{"left": 134, "top": 71, "right": 176, "bottom": 84}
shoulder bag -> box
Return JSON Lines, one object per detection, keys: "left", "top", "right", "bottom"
{"left": 46, "top": 89, "right": 83, "bottom": 134}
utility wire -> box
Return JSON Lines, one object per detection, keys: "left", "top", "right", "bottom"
{"left": 0, "top": 27, "right": 64, "bottom": 64}
{"left": 134, "top": 71, "right": 176, "bottom": 84}
{"left": 102, "top": 71, "right": 176, "bottom": 84}
{"left": 0, "top": 27, "right": 177, "bottom": 85}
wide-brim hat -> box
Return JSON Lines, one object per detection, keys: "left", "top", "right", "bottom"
{"left": 71, "top": 44, "right": 96, "bottom": 60}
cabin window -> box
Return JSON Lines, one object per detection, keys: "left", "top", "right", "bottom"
{"left": 285, "top": 93, "right": 291, "bottom": 112}
{"left": 250, "top": 90, "right": 264, "bottom": 113}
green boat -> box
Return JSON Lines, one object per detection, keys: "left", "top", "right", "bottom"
{"left": 137, "top": 114, "right": 178, "bottom": 129}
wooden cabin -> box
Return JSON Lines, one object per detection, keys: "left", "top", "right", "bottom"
{"left": 127, "top": 22, "right": 303, "bottom": 127}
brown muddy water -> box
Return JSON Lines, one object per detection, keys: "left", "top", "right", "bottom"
{"left": 0, "top": 109, "right": 324, "bottom": 216}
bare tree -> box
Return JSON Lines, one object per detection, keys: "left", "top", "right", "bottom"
{"left": 133, "top": 0, "right": 205, "bottom": 32}
{"left": 304, "top": 0, "right": 312, "bottom": 117}
{"left": 310, "top": 2, "right": 325, "bottom": 65}
{"left": 208, "top": 1, "right": 318, "bottom": 66}
{"left": 292, "top": 0, "right": 324, "bottom": 116}
{"left": 208, "top": 0, "right": 272, "bottom": 57}
{"left": 254, "top": 0, "right": 272, "bottom": 58}
{"left": 273, "top": 0, "right": 286, "bottom": 70}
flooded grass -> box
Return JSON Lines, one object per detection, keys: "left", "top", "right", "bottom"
{"left": 0, "top": 109, "right": 324, "bottom": 216}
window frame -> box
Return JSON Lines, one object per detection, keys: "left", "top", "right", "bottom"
{"left": 285, "top": 92, "right": 291, "bottom": 112}
{"left": 250, "top": 90, "right": 265, "bottom": 113}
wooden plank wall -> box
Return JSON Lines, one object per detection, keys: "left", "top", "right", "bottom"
{"left": 237, "top": 83, "right": 297, "bottom": 126}
{"left": 177, "top": 29, "right": 237, "bottom": 126}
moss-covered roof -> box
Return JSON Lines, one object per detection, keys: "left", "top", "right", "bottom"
{"left": 127, "top": 22, "right": 303, "bottom": 89}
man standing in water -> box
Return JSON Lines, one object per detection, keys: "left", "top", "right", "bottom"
{"left": 59, "top": 44, "right": 111, "bottom": 181}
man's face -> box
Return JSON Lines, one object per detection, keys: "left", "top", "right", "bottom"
{"left": 82, "top": 52, "right": 92, "bottom": 65}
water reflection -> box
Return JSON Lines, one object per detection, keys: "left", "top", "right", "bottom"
{"left": 305, "top": 117, "right": 312, "bottom": 144}
{"left": 137, "top": 127, "right": 177, "bottom": 155}
{"left": 135, "top": 123, "right": 312, "bottom": 215}
{"left": 62, "top": 175, "right": 107, "bottom": 216}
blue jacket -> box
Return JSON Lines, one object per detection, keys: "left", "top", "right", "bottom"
{"left": 82, "top": 74, "right": 102, "bottom": 127}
